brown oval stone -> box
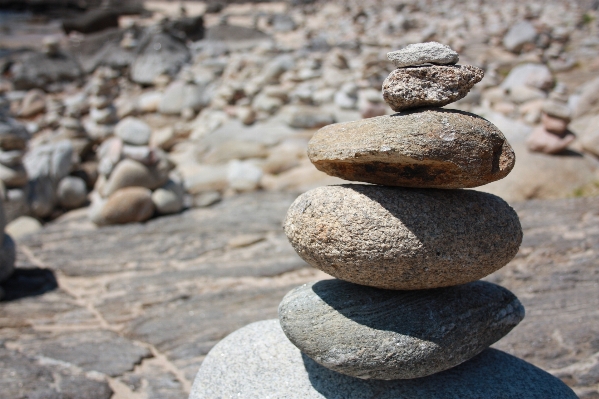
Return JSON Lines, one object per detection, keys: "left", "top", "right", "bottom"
{"left": 100, "top": 187, "right": 155, "bottom": 225}
{"left": 308, "top": 109, "right": 515, "bottom": 189}
{"left": 382, "top": 65, "right": 483, "bottom": 111}
{"left": 284, "top": 185, "right": 522, "bottom": 290}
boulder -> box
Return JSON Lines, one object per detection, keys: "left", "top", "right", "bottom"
{"left": 190, "top": 320, "right": 577, "bottom": 399}
{"left": 279, "top": 280, "right": 524, "bottom": 380}
{"left": 308, "top": 109, "right": 514, "bottom": 188}
{"left": 284, "top": 185, "right": 522, "bottom": 290}
{"left": 10, "top": 51, "right": 83, "bottom": 91}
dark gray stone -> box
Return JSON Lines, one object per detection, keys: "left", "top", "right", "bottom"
{"left": 189, "top": 319, "right": 577, "bottom": 399}
{"left": 285, "top": 185, "right": 522, "bottom": 289}
{"left": 20, "top": 330, "right": 151, "bottom": 377}
{"left": 279, "top": 280, "right": 524, "bottom": 380}
{"left": 0, "top": 234, "right": 16, "bottom": 283}
{"left": 10, "top": 51, "right": 83, "bottom": 91}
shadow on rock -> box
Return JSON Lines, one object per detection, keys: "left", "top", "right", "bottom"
{"left": 1, "top": 268, "right": 58, "bottom": 301}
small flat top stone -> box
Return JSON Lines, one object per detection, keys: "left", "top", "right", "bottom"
{"left": 189, "top": 319, "right": 577, "bottom": 399}
{"left": 387, "top": 42, "right": 459, "bottom": 68}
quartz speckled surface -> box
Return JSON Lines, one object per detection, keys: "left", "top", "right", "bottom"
{"left": 284, "top": 185, "right": 522, "bottom": 289}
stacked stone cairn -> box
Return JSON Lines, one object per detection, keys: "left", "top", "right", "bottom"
{"left": 189, "top": 43, "right": 577, "bottom": 398}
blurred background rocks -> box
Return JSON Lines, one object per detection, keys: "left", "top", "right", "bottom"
{"left": 0, "top": 0, "right": 598, "bottom": 225}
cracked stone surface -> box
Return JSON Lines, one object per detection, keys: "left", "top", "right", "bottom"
{"left": 387, "top": 42, "right": 459, "bottom": 68}
{"left": 0, "top": 192, "right": 597, "bottom": 398}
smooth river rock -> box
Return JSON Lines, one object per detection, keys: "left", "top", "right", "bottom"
{"left": 308, "top": 109, "right": 515, "bottom": 188}
{"left": 387, "top": 42, "right": 459, "bottom": 68}
{"left": 279, "top": 280, "right": 524, "bottom": 379}
{"left": 284, "top": 185, "right": 522, "bottom": 289}
{"left": 189, "top": 320, "right": 577, "bottom": 399}
{"left": 99, "top": 187, "right": 155, "bottom": 225}
{"left": 382, "top": 65, "right": 483, "bottom": 111}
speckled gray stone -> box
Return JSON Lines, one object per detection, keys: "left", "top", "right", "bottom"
{"left": 189, "top": 319, "right": 577, "bottom": 399}
{"left": 279, "top": 280, "right": 524, "bottom": 379}
{"left": 387, "top": 42, "right": 459, "bottom": 68}
{"left": 382, "top": 65, "right": 483, "bottom": 111}
{"left": 284, "top": 185, "right": 522, "bottom": 290}
{"left": 308, "top": 109, "right": 514, "bottom": 188}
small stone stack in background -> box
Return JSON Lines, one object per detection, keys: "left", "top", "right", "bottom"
{"left": 189, "top": 42, "right": 577, "bottom": 398}
{"left": 527, "top": 84, "right": 575, "bottom": 154}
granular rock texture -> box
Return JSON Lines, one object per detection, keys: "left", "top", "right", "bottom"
{"left": 284, "top": 185, "right": 522, "bottom": 290}
{"left": 382, "top": 65, "right": 483, "bottom": 111}
{"left": 278, "top": 280, "right": 524, "bottom": 380}
{"left": 308, "top": 109, "right": 514, "bottom": 188}
{"left": 387, "top": 42, "right": 459, "bottom": 68}
{"left": 189, "top": 320, "right": 577, "bottom": 399}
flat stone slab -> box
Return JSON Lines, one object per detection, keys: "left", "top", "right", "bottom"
{"left": 382, "top": 65, "right": 483, "bottom": 111}
{"left": 285, "top": 185, "right": 522, "bottom": 289}
{"left": 387, "top": 42, "right": 459, "bottom": 68}
{"left": 308, "top": 109, "right": 515, "bottom": 188}
{"left": 279, "top": 280, "right": 524, "bottom": 379}
{"left": 189, "top": 319, "right": 577, "bottom": 399}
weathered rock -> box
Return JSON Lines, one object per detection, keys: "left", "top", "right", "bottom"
{"left": 130, "top": 32, "right": 190, "bottom": 86}
{"left": 10, "top": 51, "right": 83, "bottom": 90}
{"left": 18, "top": 89, "right": 46, "bottom": 117}
{"left": 103, "top": 159, "right": 169, "bottom": 197}
{"left": 279, "top": 279, "right": 524, "bottom": 379}
{"left": 158, "top": 81, "right": 211, "bottom": 115}
{"left": 526, "top": 126, "right": 574, "bottom": 155}
{"left": 0, "top": 115, "right": 30, "bottom": 151}
{"left": 308, "top": 109, "right": 514, "bottom": 188}
{"left": 0, "top": 164, "right": 28, "bottom": 187}
{"left": 190, "top": 320, "right": 577, "bottom": 399}
{"left": 5, "top": 216, "right": 42, "bottom": 239}
{"left": 573, "top": 77, "right": 599, "bottom": 118}
{"left": 27, "top": 176, "right": 56, "bottom": 218}
{"left": 23, "top": 140, "right": 73, "bottom": 182}
{"left": 283, "top": 106, "right": 336, "bottom": 129}
{"left": 0, "top": 234, "right": 16, "bottom": 282}
{"left": 541, "top": 113, "right": 569, "bottom": 135}
{"left": 100, "top": 187, "right": 155, "bottom": 225}
{"left": 284, "top": 185, "right": 522, "bottom": 290}
{"left": 387, "top": 42, "right": 459, "bottom": 68}
{"left": 114, "top": 117, "right": 152, "bottom": 146}
{"left": 227, "top": 160, "right": 263, "bottom": 192}
{"left": 57, "top": 176, "right": 88, "bottom": 209}
{"left": 382, "top": 65, "right": 484, "bottom": 111}
{"left": 580, "top": 115, "right": 599, "bottom": 157}
{"left": 503, "top": 21, "right": 537, "bottom": 53}
{"left": 0, "top": 150, "right": 24, "bottom": 167}
{"left": 542, "top": 101, "right": 571, "bottom": 121}
{"left": 0, "top": 345, "right": 113, "bottom": 399}
{"left": 151, "top": 179, "right": 184, "bottom": 215}
{"left": 500, "top": 64, "right": 553, "bottom": 91}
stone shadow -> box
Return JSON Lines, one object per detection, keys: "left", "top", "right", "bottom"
{"left": 1, "top": 268, "right": 58, "bottom": 301}
{"left": 302, "top": 348, "right": 574, "bottom": 398}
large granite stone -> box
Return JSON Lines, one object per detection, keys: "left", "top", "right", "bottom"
{"left": 285, "top": 185, "right": 522, "bottom": 290}
{"left": 189, "top": 319, "right": 577, "bottom": 399}
{"left": 279, "top": 280, "right": 524, "bottom": 379}
{"left": 382, "top": 65, "right": 483, "bottom": 111}
{"left": 308, "top": 109, "right": 515, "bottom": 188}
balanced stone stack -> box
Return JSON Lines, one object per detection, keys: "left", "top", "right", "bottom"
{"left": 189, "top": 43, "right": 577, "bottom": 398}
